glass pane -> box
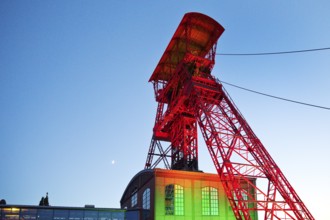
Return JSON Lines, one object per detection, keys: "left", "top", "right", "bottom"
{"left": 84, "top": 211, "right": 98, "bottom": 220}
{"left": 142, "top": 188, "right": 150, "bottom": 210}
{"left": 97, "top": 211, "right": 111, "bottom": 220}
{"left": 37, "top": 209, "right": 53, "bottom": 220}
{"left": 174, "top": 185, "right": 184, "bottom": 215}
{"left": 131, "top": 193, "right": 137, "bottom": 207}
{"left": 21, "top": 209, "right": 37, "bottom": 220}
{"left": 2, "top": 207, "right": 20, "bottom": 220}
{"left": 69, "top": 210, "right": 84, "bottom": 220}
{"left": 202, "top": 187, "right": 210, "bottom": 215}
{"left": 165, "top": 184, "right": 174, "bottom": 215}
{"left": 210, "top": 187, "right": 219, "bottom": 215}
{"left": 111, "top": 212, "right": 124, "bottom": 220}
{"left": 202, "top": 187, "right": 219, "bottom": 216}
{"left": 54, "top": 210, "right": 69, "bottom": 220}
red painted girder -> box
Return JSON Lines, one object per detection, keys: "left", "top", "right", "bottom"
{"left": 222, "top": 93, "right": 314, "bottom": 220}
{"left": 196, "top": 86, "right": 314, "bottom": 220}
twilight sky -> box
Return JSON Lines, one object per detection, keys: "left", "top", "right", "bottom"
{"left": 1, "top": 1, "right": 330, "bottom": 219}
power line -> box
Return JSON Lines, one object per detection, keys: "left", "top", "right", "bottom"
{"left": 219, "top": 80, "right": 330, "bottom": 110}
{"left": 216, "top": 47, "right": 330, "bottom": 56}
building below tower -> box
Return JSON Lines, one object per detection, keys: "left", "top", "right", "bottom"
{"left": 121, "top": 168, "right": 257, "bottom": 220}
{"left": 0, "top": 205, "right": 126, "bottom": 220}
{"left": 1, "top": 169, "right": 257, "bottom": 220}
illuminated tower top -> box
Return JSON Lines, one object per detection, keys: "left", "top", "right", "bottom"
{"left": 146, "top": 12, "right": 224, "bottom": 171}
{"left": 149, "top": 12, "right": 224, "bottom": 83}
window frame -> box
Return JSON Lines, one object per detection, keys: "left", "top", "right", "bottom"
{"left": 201, "top": 186, "right": 219, "bottom": 216}
{"left": 142, "top": 188, "right": 151, "bottom": 210}
{"left": 131, "top": 191, "right": 138, "bottom": 207}
{"left": 165, "top": 184, "right": 184, "bottom": 216}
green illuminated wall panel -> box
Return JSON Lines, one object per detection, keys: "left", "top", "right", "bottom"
{"left": 153, "top": 169, "right": 257, "bottom": 220}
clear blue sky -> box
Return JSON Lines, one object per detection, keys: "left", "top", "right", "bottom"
{"left": 1, "top": 1, "right": 329, "bottom": 219}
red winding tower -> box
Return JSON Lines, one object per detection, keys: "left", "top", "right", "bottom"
{"left": 144, "top": 12, "right": 314, "bottom": 220}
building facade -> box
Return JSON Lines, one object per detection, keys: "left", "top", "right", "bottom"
{"left": 0, "top": 205, "right": 126, "bottom": 220}
{"left": 1, "top": 169, "right": 257, "bottom": 220}
{"left": 120, "top": 169, "right": 257, "bottom": 220}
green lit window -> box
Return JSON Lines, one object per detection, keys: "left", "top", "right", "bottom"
{"left": 142, "top": 188, "right": 150, "bottom": 210}
{"left": 165, "top": 184, "right": 184, "bottom": 215}
{"left": 202, "top": 187, "right": 219, "bottom": 216}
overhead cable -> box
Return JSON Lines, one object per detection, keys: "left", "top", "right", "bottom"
{"left": 219, "top": 80, "right": 330, "bottom": 110}
{"left": 216, "top": 47, "right": 330, "bottom": 56}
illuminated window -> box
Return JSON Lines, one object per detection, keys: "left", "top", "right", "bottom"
{"left": 165, "top": 184, "right": 184, "bottom": 215}
{"left": 131, "top": 192, "right": 138, "bottom": 207}
{"left": 202, "top": 187, "right": 219, "bottom": 216}
{"left": 142, "top": 188, "right": 150, "bottom": 209}
{"left": 2, "top": 207, "right": 20, "bottom": 220}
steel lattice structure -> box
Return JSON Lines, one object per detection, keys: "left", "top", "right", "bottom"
{"left": 144, "top": 12, "right": 314, "bottom": 220}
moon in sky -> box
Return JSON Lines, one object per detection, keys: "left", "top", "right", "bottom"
{"left": 111, "top": 160, "right": 115, "bottom": 165}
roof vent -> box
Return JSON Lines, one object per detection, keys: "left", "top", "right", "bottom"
{"left": 84, "top": 205, "right": 95, "bottom": 208}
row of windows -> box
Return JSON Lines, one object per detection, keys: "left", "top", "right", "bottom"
{"left": 130, "top": 185, "right": 220, "bottom": 216}
{"left": 131, "top": 188, "right": 150, "bottom": 210}
{"left": 165, "top": 185, "right": 219, "bottom": 216}
{"left": 129, "top": 185, "right": 250, "bottom": 216}
{"left": 0, "top": 208, "right": 125, "bottom": 220}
